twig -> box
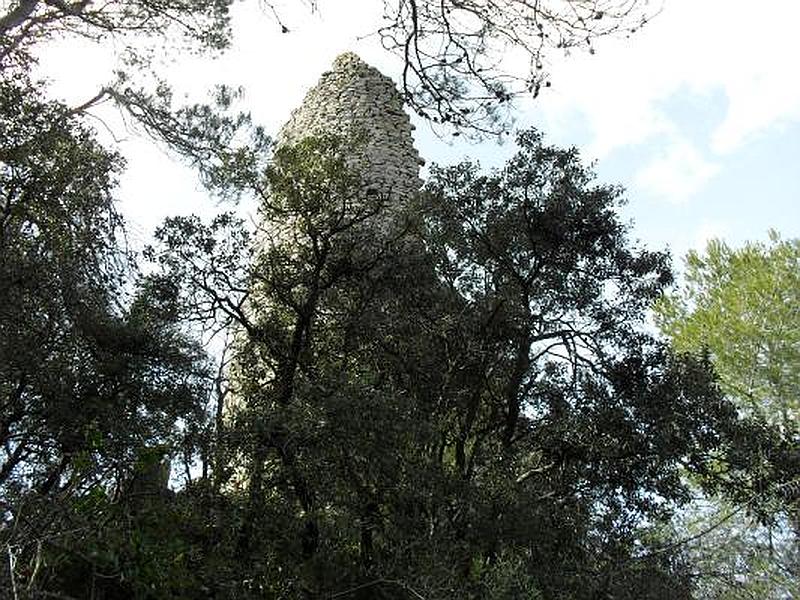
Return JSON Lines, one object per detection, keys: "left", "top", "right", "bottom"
{"left": 329, "top": 578, "right": 427, "bottom": 599}
{"left": 7, "top": 544, "right": 18, "bottom": 600}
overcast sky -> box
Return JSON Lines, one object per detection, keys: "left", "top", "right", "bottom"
{"left": 37, "top": 0, "right": 800, "bottom": 266}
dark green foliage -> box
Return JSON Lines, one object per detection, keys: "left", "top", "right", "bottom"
{"left": 0, "top": 68, "right": 786, "bottom": 596}
{"left": 6, "top": 2, "right": 777, "bottom": 597}
{"left": 133, "top": 131, "right": 781, "bottom": 599}
{"left": 0, "top": 78, "right": 210, "bottom": 598}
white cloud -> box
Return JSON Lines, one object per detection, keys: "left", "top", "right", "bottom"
{"left": 525, "top": 0, "right": 800, "bottom": 159}
{"left": 711, "top": 70, "right": 800, "bottom": 153}
{"left": 634, "top": 138, "right": 719, "bottom": 203}
{"left": 165, "top": 0, "right": 395, "bottom": 133}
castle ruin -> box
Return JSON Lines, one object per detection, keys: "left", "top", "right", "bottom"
{"left": 276, "top": 52, "right": 424, "bottom": 205}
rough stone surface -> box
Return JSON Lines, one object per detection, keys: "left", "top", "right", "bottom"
{"left": 277, "top": 52, "right": 424, "bottom": 205}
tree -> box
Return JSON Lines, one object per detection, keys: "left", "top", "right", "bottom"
{"left": 377, "top": 0, "right": 654, "bottom": 134}
{"left": 0, "top": 73, "right": 211, "bottom": 599}
{"left": 141, "top": 130, "right": 771, "bottom": 599}
{"left": 654, "top": 232, "right": 800, "bottom": 429}
{"left": 673, "top": 499, "right": 799, "bottom": 600}
{"left": 653, "top": 233, "right": 800, "bottom": 600}
{"left": 0, "top": 0, "right": 233, "bottom": 69}
{"left": 2, "top": 3, "right": 782, "bottom": 594}
{"left": 1, "top": 0, "right": 654, "bottom": 135}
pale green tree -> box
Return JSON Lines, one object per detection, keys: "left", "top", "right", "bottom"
{"left": 654, "top": 232, "right": 800, "bottom": 599}
{"left": 654, "top": 231, "right": 800, "bottom": 430}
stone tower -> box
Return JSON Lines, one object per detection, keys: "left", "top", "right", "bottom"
{"left": 276, "top": 52, "right": 424, "bottom": 204}
{"left": 225, "top": 54, "right": 426, "bottom": 462}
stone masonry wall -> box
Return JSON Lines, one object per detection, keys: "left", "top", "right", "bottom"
{"left": 277, "top": 52, "right": 424, "bottom": 205}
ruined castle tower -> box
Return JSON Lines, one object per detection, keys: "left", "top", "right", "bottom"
{"left": 276, "top": 52, "right": 424, "bottom": 204}
{"left": 224, "top": 54, "right": 426, "bottom": 469}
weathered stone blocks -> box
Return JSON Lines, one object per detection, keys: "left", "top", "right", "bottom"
{"left": 277, "top": 52, "right": 424, "bottom": 206}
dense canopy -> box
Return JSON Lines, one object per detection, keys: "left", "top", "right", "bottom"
{"left": 0, "top": 1, "right": 795, "bottom": 598}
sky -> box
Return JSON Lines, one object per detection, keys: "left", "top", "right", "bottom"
{"left": 36, "top": 0, "right": 800, "bottom": 268}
